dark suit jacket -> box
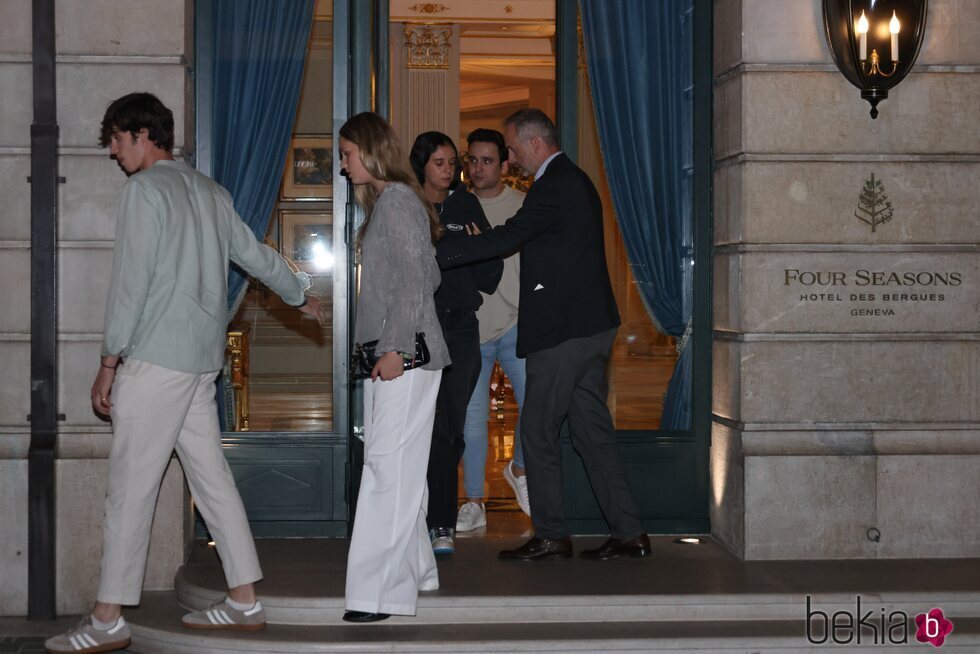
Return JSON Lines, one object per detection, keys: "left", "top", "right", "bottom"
{"left": 438, "top": 153, "right": 620, "bottom": 356}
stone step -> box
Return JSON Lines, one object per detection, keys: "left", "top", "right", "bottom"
{"left": 123, "top": 593, "right": 980, "bottom": 653}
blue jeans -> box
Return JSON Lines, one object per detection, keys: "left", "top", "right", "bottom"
{"left": 461, "top": 323, "right": 526, "bottom": 499}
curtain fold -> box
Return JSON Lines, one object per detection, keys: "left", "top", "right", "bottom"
{"left": 211, "top": 0, "right": 315, "bottom": 314}
{"left": 580, "top": 0, "right": 695, "bottom": 429}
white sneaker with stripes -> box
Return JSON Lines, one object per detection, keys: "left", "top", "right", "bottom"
{"left": 181, "top": 598, "right": 267, "bottom": 632}
{"left": 44, "top": 615, "right": 131, "bottom": 653}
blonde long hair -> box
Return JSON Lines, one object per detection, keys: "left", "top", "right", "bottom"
{"left": 339, "top": 112, "right": 443, "bottom": 245}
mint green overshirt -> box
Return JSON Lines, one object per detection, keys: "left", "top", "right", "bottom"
{"left": 101, "top": 159, "right": 310, "bottom": 373}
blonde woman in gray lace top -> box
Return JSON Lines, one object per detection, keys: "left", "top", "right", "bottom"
{"left": 338, "top": 112, "right": 449, "bottom": 623}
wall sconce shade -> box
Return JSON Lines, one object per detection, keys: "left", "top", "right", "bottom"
{"left": 823, "top": 0, "right": 928, "bottom": 118}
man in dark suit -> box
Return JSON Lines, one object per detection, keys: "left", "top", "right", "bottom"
{"left": 440, "top": 109, "right": 650, "bottom": 561}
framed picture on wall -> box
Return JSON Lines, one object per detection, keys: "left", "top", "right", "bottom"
{"left": 280, "top": 210, "right": 334, "bottom": 274}
{"left": 282, "top": 136, "right": 333, "bottom": 199}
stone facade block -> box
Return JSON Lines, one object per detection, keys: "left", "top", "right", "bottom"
{"left": 712, "top": 0, "right": 743, "bottom": 75}
{"left": 741, "top": 0, "right": 827, "bottom": 65}
{"left": 722, "top": 161, "right": 980, "bottom": 246}
{"left": 59, "top": 340, "right": 108, "bottom": 427}
{"left": 59, "top": 248, "right": 113, "bottom": 334}
{"left": 714, "top": 251, "right": 979, "bottom": 333}
{"left": 0, "top": 459, "right": 27, "bottom": 615}
{"left": 712, "top": 73, "right": 743, "bottom": 161}
{"left": 0, "top": 249, "right": 30, "bottom": 334}
{"left": 740, "top": 72, "right": 980, "bottom": 155}
{"left": 56, "top": 63, "right": 185, "bottom": 149}
{"left": 0, "top": 0, "right": 29, "bottom": 54}
{"left": 876, "top": 455, "right": 980, "bottom": 558}
{"left": 721, "top": 339, "right": 979, "bottom": 424}
{"left": 56, "top": 457, "right": 187, "bottom": 614}
{"left": 60, "top": 155, "right": 127, "bottom": 241}
{"left": 56, "top": 0, "right": 186, "bottom": 56}
{"left": 0, "top": 156, "right": 30, "bottom": 240}
{"left": 709, "top": 423, "right": 744, "bottom": 558}
{"left": 0, "top": 343, "right": 29, "bottom": 428}
{"left": 0, "top": 63, "right": 32, "bottom": 148}
{"left": 744, "top": 455, "right": 877, "bottom": 559}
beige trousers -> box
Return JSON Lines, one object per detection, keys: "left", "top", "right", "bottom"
{"left": 345, "top": 367, "right": 442, "bottom": 616}
{"left": 97, "top": 359, "right": 262, "bottom": 605}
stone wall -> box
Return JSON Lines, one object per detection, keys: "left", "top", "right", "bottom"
{"left": 0, "top": 0, "right": 192, "bottom": 615}
{"left": 711, "top": 0, "right": 979, "bottom": 559}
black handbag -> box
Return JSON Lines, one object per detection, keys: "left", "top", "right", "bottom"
{"left": 351, "top": 332, "right": 430, "bottom": 381}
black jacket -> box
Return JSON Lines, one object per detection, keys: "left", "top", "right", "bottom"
{"left": 437, "top": 153, "right": 620, "bottom": 356}
{"left": 433, "top": 188, "right": 503, "bottom": 313}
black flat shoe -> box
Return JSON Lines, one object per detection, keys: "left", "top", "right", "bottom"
{"left": 343, "top": 610, "right": 391, "bottom": 623}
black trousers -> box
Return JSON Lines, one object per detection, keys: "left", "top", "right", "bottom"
{"left": 426, "top": 309, "right": 482, "bottom": 531}
{"left": 522, "top": 327, "right": 644, "bottom": 540}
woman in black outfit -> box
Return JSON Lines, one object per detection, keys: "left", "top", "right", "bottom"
{"left": 410, "top": 131, "right": 502, "bottom": 554}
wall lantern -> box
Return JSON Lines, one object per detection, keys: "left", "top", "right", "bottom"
{"left": 823, "top": 0, "right": 928, "bottom": 118}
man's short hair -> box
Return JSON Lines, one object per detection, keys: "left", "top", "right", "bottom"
{"left": 504, "top": 108, "right": 558, "bottom": 148}
{"left": 466, "top": 128, "right": 508, "bottom": 164}
{"left": 99, "top": 92, "right": 175, "bottom": 152}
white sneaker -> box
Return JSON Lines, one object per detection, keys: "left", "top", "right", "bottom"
{"left": 455, "top": 501, "right": 487, "bottom": 532}
{"left": 504, "top": 460, "right": 531, "bottom": 516}
{"left": 429, "top": 526, "right": 455, "bottom": 554}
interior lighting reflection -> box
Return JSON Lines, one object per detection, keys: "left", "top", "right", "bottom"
{"left": 674, "top": 537, "right": 702, "bottom": 545}
{"left": 311, "top": 240, "right": 334, "bottom": 272}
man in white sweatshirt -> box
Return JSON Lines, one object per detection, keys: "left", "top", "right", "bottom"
{"left": 455, "top": 128, "right": 531, "bottom": 532}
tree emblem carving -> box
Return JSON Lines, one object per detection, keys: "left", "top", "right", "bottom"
{"left": 855, "top": 173, "right": 894, "bottom": 233}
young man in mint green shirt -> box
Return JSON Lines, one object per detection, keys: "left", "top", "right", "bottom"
{"left": 46, "top": 93, "right": 322, "bottom": 654}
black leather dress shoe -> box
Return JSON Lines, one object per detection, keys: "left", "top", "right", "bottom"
{"left": 579, "top": 533, "right": 652, "bottom": 560}
{"left": 343, "top": 610, "right": 391, "bottom": 623}
{"left": 498, "top": 536, "right": 573, "bottom": 561}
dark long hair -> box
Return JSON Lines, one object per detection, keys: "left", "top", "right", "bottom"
{"left": 409, "top": 131, "right": 463, "bottom": 191}
{"left": 338, "top": 113, "right": 443, "bottom": 245}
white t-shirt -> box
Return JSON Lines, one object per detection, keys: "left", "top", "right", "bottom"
{"left": 474, "top": 184, "right": 526, "bottom": 343}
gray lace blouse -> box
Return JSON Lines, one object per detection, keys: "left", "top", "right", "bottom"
{"left": 353, "top": 182, "right": 450, "bottom": 371}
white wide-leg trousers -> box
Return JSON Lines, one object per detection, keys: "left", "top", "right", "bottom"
{"left": 97, "top": 359, "right": 262, "bottom": 605}
{"left": 345, "top": 367, "right": 442, "bottom": 616}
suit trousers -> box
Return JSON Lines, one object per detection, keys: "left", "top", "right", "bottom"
{"left": 97, "top": 359, "right": 262, "bottom": 605}
{"left": 426, "top": 309, "right": 482, "bottom": 530}
{"left": 522, "top": 328, "right": 644, "bottom": 540}
{"left": 346, "top": 367, "right": 442, "bottom": 616}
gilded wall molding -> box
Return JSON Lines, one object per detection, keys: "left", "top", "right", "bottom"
{"left": 405, "top": 25, "right": 453, "bottom": 69}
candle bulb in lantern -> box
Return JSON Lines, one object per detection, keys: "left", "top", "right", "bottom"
{"left": 857, "top": 11, "right": 869, "bottom": 60}
{"left": 890, "top": 11, "right": 901, "bottom": 62}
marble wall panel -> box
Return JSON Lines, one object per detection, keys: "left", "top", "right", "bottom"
{"left": 709, "top": 423, "right": 745, "bottom": 558}
{"left": 744, "top": 455, "right": 877, "bottom": 559}
{"left": 916, "top": 0, "right": 980, "bottom": 66}
{"left": 876, "top": 455, "right": 980, "bottom": 558}
{"left": 715, "top": 251, "right": 979, "bottom": 333}
{"left": 725, "top": 161, "right": 980, "bottom": 246}
{"left": 56, "top": 457, "right": 187, "bottom": 613}
{"left": 59, "top": 248, "right": 113, "bottom": 334}
{"left": 55, "top": 0, "right": 186, "bottom": 56}
{"left": 0, "top": 343, "right": 29, "bottom": 428}
{"left": 734, "top": 340, "right": 979, "bottom": 424}
{"left": 0, "top": 63, "right": 32, "bottom": 148}
{"left": 56, "top": 63, "right": 185, "bottom": 149}
{"left": 0, "top": 0, "right": 29, "bottom": 54}
{"left": 60, "top": 155, "right": 127, "bottom": 241}
{"left": 741, "top": 72, "right": 980, "bottom": 155}
{"left": 0, "top": 460, "right": 27, "bottom": 615}
{"left": 0, "top": 156, "right": 30, "bottom": 240}
{"left": 0, "top": 249, "right": 29, "bottom": 334}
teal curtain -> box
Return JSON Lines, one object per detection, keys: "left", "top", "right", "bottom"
{"left": 211, "top": 0, "right": 315, "bottom": 312}
{"left": 580, "top": 0, "right": 694, "bottom": 429}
